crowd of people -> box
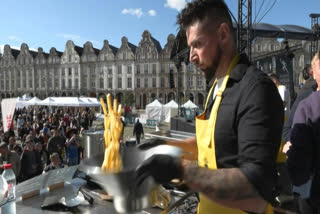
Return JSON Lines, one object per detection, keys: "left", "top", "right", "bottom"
{"left": 0, "top": 106, "right": 95, "bottom": 183}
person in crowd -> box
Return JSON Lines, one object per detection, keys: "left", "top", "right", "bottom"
{"left": 0, "top": 142, "right": 21, "bottom": 177}
{"left": 88, "top": 109, "right": 94, "bottom": 127}
{"left": 80, "top": 111, "right": 89, "bottom": 130}
{"left": 269, "top": 72, "right": 295, "bottom": 205}
{"left": 17, "top": 114, "right": 24, "bottom": 136}
{"left": 0, "top": 131, "right": 3, "bottom": 143}
{"left": 281, "top": 65, "right": 317, "bottom": 213}
{"left": 34, "top": 143, "right": 49, "bottom": 175}
{"left": 21, "top": 139, "right": 38, "bottom": 180}
{"left": 282, "top": 66, "right": 317, "bottom": 151}
{"left": 47, "top": 128, "right": 66, "bottom": 159}
{"left": 8, "top": 137, "right": 17, "bottom": 151}
{"left": 136, "top": 0, "right": 283, "bottom": 213}
{"left": 133, "top": 119, "right": 144, "bottom": 144}
{"left": 286, "top": 52, "right": 320, "bottom": 213}
{"left": 13, "top": 144, "right": 23, "bottom": 158}
{"left": 65, "top": 128, "right": 80, "bottom": 166}
{"left": 43, "top": 152, "right": 64, "bottom": 173}
{"left": 269, "top": 73, "right": 291, "bottom": 119}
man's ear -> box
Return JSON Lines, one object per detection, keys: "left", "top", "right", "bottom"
{"left": 217, "top": 22, "right": 231, "bottom": 42}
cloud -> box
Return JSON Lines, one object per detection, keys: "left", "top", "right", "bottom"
{"left": 121, "top": 8, "right": 144, "bottom": 18}
{"left": 56, "top": 33, "right": 81, "bottom": 41}
{"left": 8, "top": 36, "right": 22, "bottom": 42}
{"left": 148, "top": 9, "right": 157, "bottom": 16}
{"left": 164, "top": 0, "right": 187, "bottom": 11}
{"left": 0, "top": 45, "right": 4, "bottom": 54}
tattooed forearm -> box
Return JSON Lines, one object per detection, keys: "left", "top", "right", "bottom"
{"left": 182, "top": 166, "right": 260, "bottom": 201}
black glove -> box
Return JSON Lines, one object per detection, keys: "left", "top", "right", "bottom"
{"left": 137, "top": 138, "right": 166, "bottom": 150}
{"left": 136, "top": 154, "right": 183, "bottom": 186}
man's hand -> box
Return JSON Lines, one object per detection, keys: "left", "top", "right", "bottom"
{"left": 136, "top": 154, "right": 183, "bottom": 185}
{"left": 282, "top": 141, "right": 292, "bottom": 154}
{"left": 137, "top": 138, "right": 166, "bottom": 150}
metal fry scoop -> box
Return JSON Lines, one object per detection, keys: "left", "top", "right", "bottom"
{"left": 79, "top": 145, "right": 182, "bottom": 213}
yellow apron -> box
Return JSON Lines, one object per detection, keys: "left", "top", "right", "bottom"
{"left": 195, "top": 55, "right": 273, "bottom": 214}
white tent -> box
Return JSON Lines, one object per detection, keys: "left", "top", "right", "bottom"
{"left": 145, "top": 99, "right": 163, "bottom": 121}
{"left": 162, "top": 100, "right": 178, "bottom": 122}
{"left": 80, "top": 97, "right": 101, "bottom": 107}
{"left": 26, "top": 97, "right": 42, "bottom": 105}
{"left": 182, "top": 100, "right": 198, "bottom": 109}
{"left": 36, "top": 97, "right": 101, "bottom": 107}
{"left": 164, "top": 100, "right": 178, "bottom": 108}
{"left": 16, "top": 97, "right": 29, "bottom": 109}
{"left": 37, "top": 97, "right": 56, "bottom": 106}
{"left": 22, "top": 94, "right": 31, "bottom": 101}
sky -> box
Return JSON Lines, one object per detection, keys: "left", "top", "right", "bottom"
{"left": 0, "top": 0, "right": 319, "bottom": 54}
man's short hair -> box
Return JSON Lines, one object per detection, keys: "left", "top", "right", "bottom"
{"left": 268, "top": 73, "right": 279, "bottom": 81}
{"left": 50, "top": 152, "right": 59, "bottom": 161}
{"left": 0, "top": 142, "right": 8, "bottom": 149}
{"left": 177, "top": 0, "right": 233, "bottom": 33}
{"left": 302, "top": 65, "right": 311, "bottom": 80}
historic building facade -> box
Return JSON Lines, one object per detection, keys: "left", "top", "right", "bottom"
{"left": 0, "top": 31, "right": 314, "bottom": 108}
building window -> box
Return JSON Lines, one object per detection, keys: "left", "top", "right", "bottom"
{"left": 187, "top": 64, "right": 194, "bottom": 72}
{"left": 68, "top": 68, "right": 72, "bottom": 76}
{"left": 188, "top": 76, "right": 193, "bottom": 89}
{"left": 108, "top": 78, "right": 112, "bottom": 89}
{"left": 108, "top": 66, "right": 112, "bottom": 75}
{"left": 136, "top": 64, "right": 140, "bottom": 75}
{"left": 123, "top": 52, "right": 126, "bottom": 60}
{"left": 62, "top": 79, "right": 65, "bottom": 89}
{"left": 137, "top": 78, "right": 140, "bottom": 88}
{"left": 152, "top": 78, "right": 156, "bottom": 88}
{"left": 127, "top": 65, "right": 132, "bottom": 74}
{"left": 75, "top": 68, "right": 78, "bottom": 76}
{"left": 118, "top": 77, "right": 122, "bottom": 88}
{"left": 41, "top": 76, "right": 45, "bottom": 88}
{"left": 82, "top": 68, "right": 87, "bottom": 89}
{"left": 48, "top": 75, "right": 52, "bottom": 89}
{"left": 29, "top": 71, "right": 33, "bottom": 89}
{"left": 54, "top": 78, "right": 59, "bottom": 89}
{"left": 197, "top": 75, "right": 203, "bottom": 88}
{"left": 178, "top": 75, "right": 183, "bottom": 87}
{"left": 17, "top": 72, "right": 21, "bottom": 88}
{"left": 99, "top": 78, "right": 104, "bottom": 88}
{"left": 75, "top": 78, "right": 79, "bottom": 89}
{"left": 99, "top": 67, "right": 103, "bottom": 76}
{"left": 161, "top": 64, "right": 165, "bottom": 73}
{"left": 68, "top": 79, "right": 72, "bottom": 89}
{"left": 127, "top": 77, "right": 132, "bottom": 88}
{"left": 69, "top": 55, "right": 72, "bottom": 62}
{"left": 144, "top": 78, "right": 148, "bottom": 88}
{"left": 144, "top": 64, "right": 148, "bottom": 74}
{"left": 152, "top": 64, "right": 156, "bottom": 75}
{"left": 62, "top": 69, "right": 65, "bottom": 76}
{"left": 160, "top": 77, "right": 165, "bottom": 88}
{"left": 257, "top": 45, "right": 261, "bottom": 52}
{"left": 91, "top": 80, "right": 95, "bottom": 88}
{"left": 118, "top": 65, "right": 122, "bottom": 75}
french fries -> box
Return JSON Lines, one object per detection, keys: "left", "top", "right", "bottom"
{"left": 100, "top": 94, "right": 123, "bottom": 173}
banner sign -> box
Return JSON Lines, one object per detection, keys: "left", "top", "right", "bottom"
{"left": 1, "top": 98, "right": 17, "bottom": 132}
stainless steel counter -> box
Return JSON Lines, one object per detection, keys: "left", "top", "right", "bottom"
{"left": 2, "top": 184, "right": 162, "bottom": 214}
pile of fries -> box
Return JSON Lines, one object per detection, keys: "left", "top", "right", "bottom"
{"left": 100, "top": 94, "right": 123, "bottom": 173}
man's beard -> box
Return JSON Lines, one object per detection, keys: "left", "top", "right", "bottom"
{"left": 201, "top": 44, "right": 222, "bottom": 81}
